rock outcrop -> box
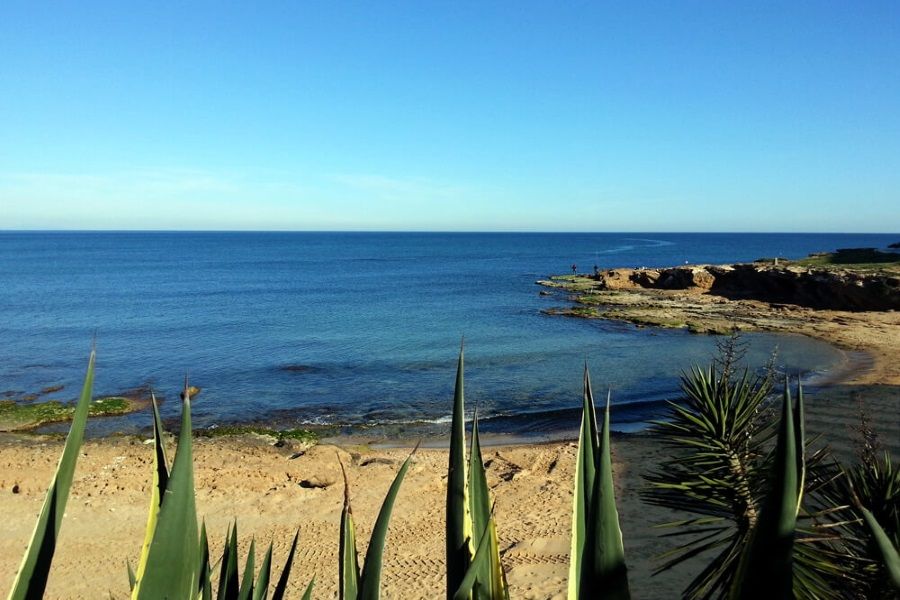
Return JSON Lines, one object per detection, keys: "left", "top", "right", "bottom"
{"left": 589, "top": 264, "right": 899, "bottom": 311}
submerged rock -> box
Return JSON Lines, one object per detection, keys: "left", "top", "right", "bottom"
{"left": 180, "top": 386, "right": 201, "bottom": 400}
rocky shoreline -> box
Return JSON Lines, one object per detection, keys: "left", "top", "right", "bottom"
{"left": 538, "top": 251, "right": 900, "bottom": 385}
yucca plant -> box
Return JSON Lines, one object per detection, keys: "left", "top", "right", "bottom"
{"left": 849, "top": 452, "right": 900, "bottom": 595}
{"left": 813, "top": 446, "right": 900, "bottom": 597}
{"left": 446, "top": 347, "right": 509, "bottom": 600}
{"left": 859, "top": 504, "right": 900, "bottom": 592}
{"left": 642, "top": 357, "right": 847, "bottom": 599}
{"left": 338, "top": 447, "right": 416, "bottom": 600}
{"left": 7, "top": 349, "right": 95, "bottom": 600}
{"left": 568, "top": 366, "right": 630, "bottom": 600}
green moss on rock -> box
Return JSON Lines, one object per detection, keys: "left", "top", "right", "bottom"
{"left": 194, "top": 425, "right": 318, "bottom": 445}
{"left": 0, "top": 396, "right": 137, "bottom": 432}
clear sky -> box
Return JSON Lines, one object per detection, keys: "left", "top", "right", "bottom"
{"left": 1, "top": 2, "right": 898, "bottom": 232}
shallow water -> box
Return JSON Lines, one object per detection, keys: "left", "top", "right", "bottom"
{"left": 1, "top": 231, "right": 893, "bottom": 435}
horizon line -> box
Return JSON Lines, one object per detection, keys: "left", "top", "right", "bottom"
{"left": 0, "top": 229, "right": 897, "bottom": 236}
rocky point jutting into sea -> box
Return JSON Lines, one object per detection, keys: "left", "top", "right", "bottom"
{"left": 539, "top": 248, "right": 900, "bottom": 385}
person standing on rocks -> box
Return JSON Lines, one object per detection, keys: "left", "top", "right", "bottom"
{"left": 571, "top": 263, "right": 577, "bottom": 275}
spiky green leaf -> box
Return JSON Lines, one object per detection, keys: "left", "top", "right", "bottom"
{"left": 198, "top": 521, "right": 210, "bottom": 598}
{"left": 730, "top": 380, "right": 803, "bottom": 600}
{"left": 135, "top": 385, "right": 200, "bottom": 600}
{"left": 447, "top": 346, "right": 471, "bottom": 599}
{"left": 339, "top": 458, "right": 360, "bottom": 600}
{"left": 357, "top": 447, "right": 416, "bottom": 600}
{"left": 217, "top": 524, "right": 240, "bottom": 600}
{"left": 467, "top": 414, "right": 507, "bottom": 599}
{"left": 7, "top": 349, "right": 95, "bottom": 600}
{"left": 131, "top": 393, "right": 170, "bottom": 596}
{"left": 252, "top": 543, "right": 273, "bottom": 600}
{"left": 860, "top": 506, "right": 900, "bottom": 590}
{"left": 580, "top": 391, "right": 630, "bottom": 599}
{"left": 300, "top": 579, "right": 315, "bottom": 600}
{"left": 271, "top": 531, "right": 298, "bottom": 600}
{"left": 236, "top": 539, "right": 256, "bottom": 600}
{"left": 452, "top": 521, "right": 495, "bottom": 600}
{"left": 568, "top": 365, "right": 599, "bottom": 600}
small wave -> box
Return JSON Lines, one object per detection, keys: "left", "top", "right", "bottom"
{"left": 623, "top": 238, "right": 676, "bottom": 248}
{"left": 282, "top": 395, "right": 679, "bottom": 435}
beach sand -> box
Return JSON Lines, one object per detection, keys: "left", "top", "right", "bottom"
{"left": 1, "top": 380, "right": 897, "bottom": 599}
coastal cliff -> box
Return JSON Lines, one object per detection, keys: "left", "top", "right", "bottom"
{"left": 537, "top": 249, "right": 900, "bottom": 385}
{"left": 587, "top": 262, "right": 899, "bottom": 311}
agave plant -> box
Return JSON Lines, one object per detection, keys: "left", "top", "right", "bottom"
{"left": 568, "top": 366, "right": 630, "bottom": 600}
{"left": 130, "top": 385, "right": 311, "bottom": 600}
{"left": 729, "top": 379, "right": 805, "bottom": 599}
{"left": 338, "top": 447, "right": 416, "bottom": 600}
{"left": 7, "top": 349, "right": 95, "bottom": 600}
{"left": 446, "top": 347, "right": 509, "bottom": 600}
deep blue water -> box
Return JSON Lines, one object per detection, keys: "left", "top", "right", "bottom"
{"left": 0, "top": 232, "right": 894, "bottom": 437}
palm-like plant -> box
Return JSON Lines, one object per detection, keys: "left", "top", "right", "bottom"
{"left": 849, "top": 454, "right": 900, "bottom": 596}
{"left": 641, "top": 362, "right": 774, "bottom": 599}
{"left": 641, "top": 354, "right": 847, "bottom": 599}
{"left": 814, "top": 444, "right": 900, "bottom": 597}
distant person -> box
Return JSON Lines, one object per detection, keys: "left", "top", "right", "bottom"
{"left": 593, "top": 264, "right": 599, "bottom": 276}
{"left": 571, "top": 263, "right": 577, "bottom": 275}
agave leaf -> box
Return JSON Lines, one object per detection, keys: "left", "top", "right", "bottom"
{"left": 467, "top": 411, "right": 490, "bottom": 598}
{"left": 198, "top": 521, "right": 211, "bottom": 598}
{"left": 467, "top": 413, "right": 508, "bottom": 599}
{"left": 580, "top": 391, "right": 630, "bottom": 599}
{"left": 447, "top": 346, "right": 472, "bottom": 599}
{"left": 468, "top": 410, "right": 491, "bottom": 553}
{"left": 134, "top": 384, "right": 200, "bottom": 599}
{"left": 452, "top": 521, "right": 493, "bottom": 600}
{"left": 236, "top": 539, "right": 256, "bottom": 600}
{"left": 339, "top": 459, "right": 360, "bottom": 600}
{"left": 357, "top": 446, "right": 417, "bottom": 600}
{"left": 271, "top": 531, "right": 299, "bottom": 600}
{"left": 860, "top": 506, "right": 900, "bottom": 590}
{"left": 485, "top": 518, "right": 509, "bottom": 600}
{"left": 730, "top": 379, "right": 803, "bottom": 600}
{"left": 252, "top": 543, "right": 273, "bottom": 600}
{"left": 217, "top": 524, "right": 240, "bottom": 600}
{"left": 300, "top": 579, "right": 315, "bottom": 600}
{"left": 8, "top": 349, "right": 95, "bottom": 600}
{"left": 568, "top": 365, "right": 599, "bottom": 600}
{"left": 131, "top": 393, "right": 170, "bottom": 596}
{"left": 201, "top": 559, "right": 213, "bottom": 600}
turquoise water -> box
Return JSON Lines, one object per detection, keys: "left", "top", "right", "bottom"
{"left": 0, "top": 232, "right": 892, "bottom": 436}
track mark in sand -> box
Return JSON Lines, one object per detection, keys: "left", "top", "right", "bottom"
{"left": 504, "top": 551, "right": 569, "bottom": 567}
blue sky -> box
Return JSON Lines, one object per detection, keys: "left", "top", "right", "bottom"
{"left": 1, "top": 2, "right": 898, "bottom": 232}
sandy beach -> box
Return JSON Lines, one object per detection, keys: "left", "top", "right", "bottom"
{"left": 1, "top": 377, "right": 897, "bottom": 599}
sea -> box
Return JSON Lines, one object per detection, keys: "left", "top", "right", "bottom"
{"left": 0, "top": 232, "right": 895, "bottom": 438}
